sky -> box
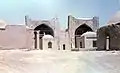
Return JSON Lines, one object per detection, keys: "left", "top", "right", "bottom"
{"left": 0, "top": 0, "right": 119, "bottom": 28}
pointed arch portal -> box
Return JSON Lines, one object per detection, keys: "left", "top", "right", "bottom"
{"left": 34, "top": 24, "right": 54, "bottom": 50}
{"left": 34, "top": 24, "right": 54, "bottom": 37}
{"left": 75, "top": 24, "right": 93, "bottom": 48}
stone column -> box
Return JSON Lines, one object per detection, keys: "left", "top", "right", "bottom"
{"left": 106, "top": 36, "right": 109, "bottom": 50}
{"left": 36, "top": 31, "right": 40, "bottom": 50}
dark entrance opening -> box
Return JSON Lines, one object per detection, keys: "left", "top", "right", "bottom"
{"left": 63, "top": 44, "right": 65, "bottom": 50}
{"left": 48, "top": 41, "right": 52, "bottom": 48}
{"left": 75, "top": 24, "right": 93, "bottom": 48}
{"left": 34, "top": 24, "right": 54, "bottom": 50}
{"left": 93, "top": 41, "right": 97, "bottom": 47}
{"left": 80, "top": 42, "right": 82, "bottom": 48}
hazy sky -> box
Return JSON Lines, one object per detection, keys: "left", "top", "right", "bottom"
{"left": 0, "top": 0, "right": 119, "bottom": 28}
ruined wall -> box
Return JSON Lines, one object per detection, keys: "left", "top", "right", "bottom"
{"left": 97, "top": 24, "right": 120, "bottom": 50}
{"left": 97, "top": 11, "right": 120, "bottom": 50}
{"left": 59, "top": 30, "right": 71, "bottom": 50}
{"left": 0, "top": 25, "right": 34, "bottom": 49}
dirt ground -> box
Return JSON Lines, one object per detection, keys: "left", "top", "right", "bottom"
{"left": 0, "top": 50, "right": 120, "bottom": 73}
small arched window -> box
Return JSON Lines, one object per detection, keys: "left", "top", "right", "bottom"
{"left": 48, "top": 41, "right": 52, "bottom": 48}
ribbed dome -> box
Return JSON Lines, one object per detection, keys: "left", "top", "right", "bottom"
{"left": 81, "top": 32, "right": 96, "bottom": 37}
{"left": 0, "top": 20, "right": 6, "bottom": 28}
{"left": 107, "top": 11, "right": 120, "bottom": 24}
{"left": 42, "top": 35, "right": 53, "bottom": 39}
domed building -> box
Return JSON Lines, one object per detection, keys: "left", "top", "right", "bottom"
{"left": 42, "top": 34, "right": 55, "bottom": 50}
{"left": 0, "top": 15, "right": 99, "bottom": 50}
{"left": 78, "top": 32, "right": 97, "bottom": 50}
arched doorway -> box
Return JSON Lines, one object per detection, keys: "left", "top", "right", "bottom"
{"left": 75, "top": 24, "right": 93, "bottom": 48}
{"left": 48, "top": 41, "right": 52, "bottom": 48}
{"left": 63, "top": 44, "right": 65, "bottom": 50}
{"left": 34, "top": 24, "right": 54, "bottom": 50}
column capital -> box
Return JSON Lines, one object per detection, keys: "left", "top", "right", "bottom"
{"left": 35, "top": 30, "right": 40, "bottom": 34}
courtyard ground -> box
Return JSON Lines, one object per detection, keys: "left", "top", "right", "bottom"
{"left": 0, "top": 50, "right": 120, "bottom": 73}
